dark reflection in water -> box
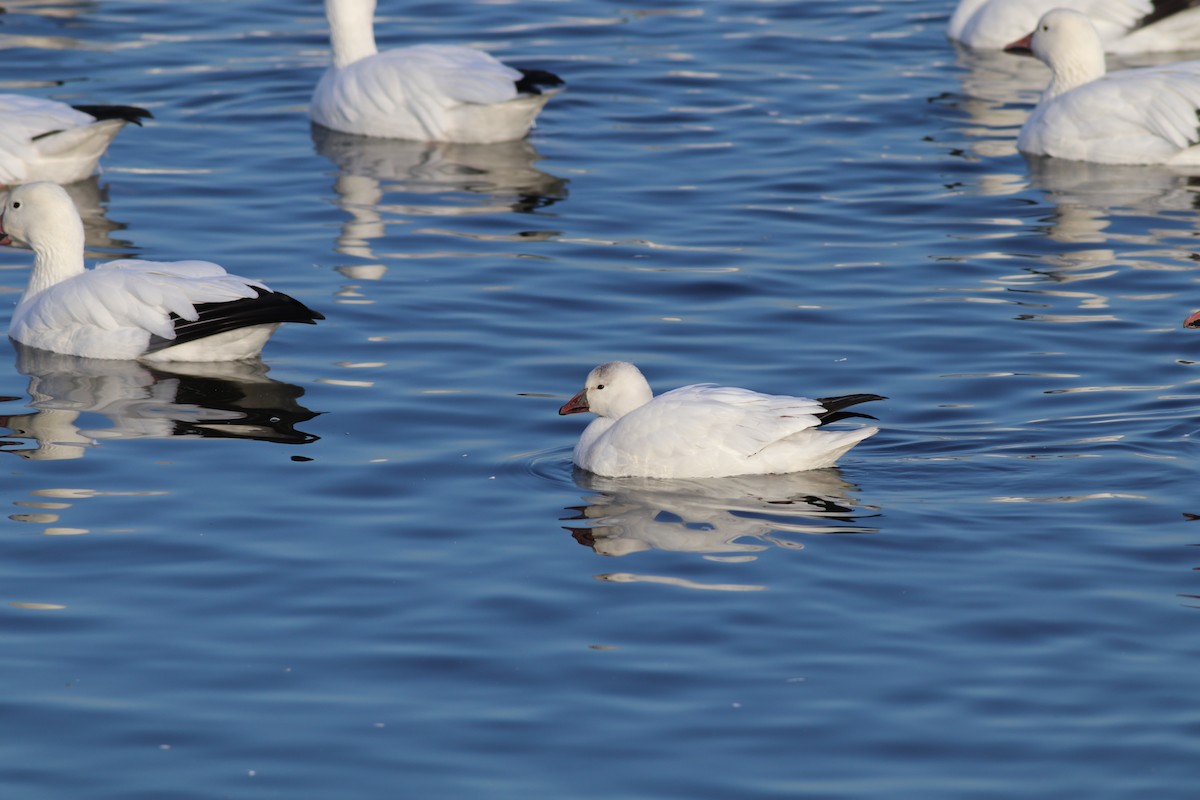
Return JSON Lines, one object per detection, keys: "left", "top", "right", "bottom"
{"left": 0, "top": 344, "right": 319, "bottom": 459}
{"left": 563, "top": 467, "right": 877, "bottom": 558}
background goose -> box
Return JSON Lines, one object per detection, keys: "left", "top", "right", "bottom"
{"left": 0, "top": 182, "right": 322, "bottom": 361}
{"left": 1005, "top": 8, "right": 1200, "bottom": 164}
{"left": 558, "top": 362, "right": 883, "bottom": 479}
{"left": 310, "top": 0, "right": 564, "bottom": 143}
{"left": 949, "top": 0, "right": 1200, "bottom": 53}
{"left": 0, "top": 94, "right": 149, "bottom": 186}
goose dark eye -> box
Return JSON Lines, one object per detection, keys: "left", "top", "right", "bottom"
{"left": 11, "top": 201, "right": 19, "bottom": 209}
{"left": 596, "top": 384, "right": 605, "bottom": 390}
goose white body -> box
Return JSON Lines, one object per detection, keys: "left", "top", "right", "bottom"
{"left": 0, "top": 95, "right": 148, "bottom": 186}
{"left": 0, "top": 182, "right": 321, "bottom": 361}
{"left": 1010, "top": 8, "right": 1200, "bottom": 164}
{"left": 311, "top": 0, "right": 563, "bottom": 143}
{"left": 559, "top": 362, "right": 881, "bottom": 479}
{"left": 949, "top": 0, "right": 1200, "bottom": 53}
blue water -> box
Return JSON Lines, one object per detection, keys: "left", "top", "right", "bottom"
{"left": 1, "top": 1, "right": 1198, "bottom": 797}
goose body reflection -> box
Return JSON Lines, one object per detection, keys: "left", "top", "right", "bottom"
{"left": 565, "top": 469, "right": 876, "bottom": 557}
{"left": 950, "top": 0, "right": 1200, "bottom": 53}
{"left": 0, "top": 94, "right": 149, "bottom": 186}
{"left": 314, "top": 125, "right": 567, "bottom": 216}
{"left": 0, "top": 343, "right": 319, "bottom": 460}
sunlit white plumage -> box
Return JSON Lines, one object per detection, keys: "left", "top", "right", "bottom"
{"left": 949, "top": 0, "right": 1200, "bottom": 53}
{"left": 0, "top": 182, "right": 322, "bottom": 361}
{"left": 1006, "top": 8, "right": 1200, "bottom": 164}
{"left": 0, "top": 94, "right": 149, "bottom": 186}
{"left": 558, "top": 362, "right": 883, "bottom": 479}
{"left": 311, "top": 0, "right": 564, "bottom": 143}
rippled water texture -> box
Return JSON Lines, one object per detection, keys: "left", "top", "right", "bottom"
{"left": 0, "top": 1, "right": 1198, "bottom": 797}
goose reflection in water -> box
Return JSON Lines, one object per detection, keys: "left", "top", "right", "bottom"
{"left": 1021, "top": 154, "right": 1200, "bottom": 243}
{"left": 311, "top": 125, "right": 567, "bottom": 268}
{"left": 0, "top": 344, "right": 319, "bottom": 460}
{"left": 563, "top": 468, "right": 877, "bottom": 558}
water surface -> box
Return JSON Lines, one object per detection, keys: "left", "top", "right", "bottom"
{"left": 0, "top": 1, "right": 1198, "bottom": 798}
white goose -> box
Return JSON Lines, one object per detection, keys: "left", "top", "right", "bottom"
{"left": 1006, "top": 8, "right": 1200, "bottom": 164}
{"left": 950, "top": 0, "right": 1200, "bottom": 53}
{"left": 310, "top": 0, "right": 564, "bottom": 143}
{"left": 0, "top": 182, "right": 323, "bottom": 361}
{"left": 558, "top": 362, "right": 883, "bottom": 479}
{"left": 0, "top": 95, "right": 150, "bottom": 186}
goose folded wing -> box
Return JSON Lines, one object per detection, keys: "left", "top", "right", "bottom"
{"left": 381, "top": 45, "right": 524, "bottom": 105}
{"left": 636, "top": 385, "right": 828, "bottom": 459}
{"left": 21, "top": 260, "right": 263, "bottom": 340}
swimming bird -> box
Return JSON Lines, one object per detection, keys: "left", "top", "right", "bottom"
{"left": 1005, "top": 8, "right": 1200, "bottom": 164}
{"left": 0, "top": 94, "right": 150, "bottom": 186}
{"left": 558, "top": 362, "right": 883, "bottom": 479}
{"left": 310, "top": 0, "right": 564, "bottom": 143}
{"left": 0, "top": 182, "right": 323, "bottom": 361}
{"left": 949, "top": 0, "right": 1200, "bottom": 53}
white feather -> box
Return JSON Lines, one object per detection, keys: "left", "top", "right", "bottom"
{"left": 1014, "top": 9, "right": 1200, "bottom": 165}
{"left": 0, "top": 94, "right": 140, "bottom": 185}
{"left": 310, "top": 0, "right": 562, "bottom": 143}
{"left": 948, "top": 0, "right": 1200, "bottom": 53}
{"left": 1, "top": 182, "right": 312, "bottom": 361}
{"left": 559, "top": 362, "right": 879, "bottom": 479}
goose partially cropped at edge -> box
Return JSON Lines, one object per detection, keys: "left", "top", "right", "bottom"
{"left": 310, "top": 0, "right": 564, "bottom": 143}
{"left": 1004, "top": 8, "right": 1200, "bottom": 164}
{"left": 558, "top": 362, "right": 884, "bottom": 479}
{"left": 0, "top": 182, "right": 323, "bottom": 361}
{"left": 949, "top": 0, "right": 1200, "bottom": 53}
{"left": 0, "top": 94, "right": 150, "bottom": 186}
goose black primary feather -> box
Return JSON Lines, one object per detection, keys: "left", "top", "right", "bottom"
{"left": 815, "top": 393, "right": 887, "bottom": 426}
{"left": 515, "top": 69, "right": 565, "bottom": 96}
{"left": 145, "top": 289, "right": 324, "bottom": 354}
{"left": 70, "top": 104, "right": 153, "bottom": 126}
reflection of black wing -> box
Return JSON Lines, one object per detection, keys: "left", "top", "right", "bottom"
{"left": 146, "top": 289, "right": 324, "bottom": 354}
{"left": 4, "top": 343, "right": 321, "bottom": 456}
{"left": 145, "top": 363, "right": 320, "bottom": 445}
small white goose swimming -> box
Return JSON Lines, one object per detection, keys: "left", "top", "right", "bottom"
{"left": 0, "top": 182, "right": 323, "bottom": 361}
{"left": 0, "top": 95, "right": 150, "bottom": 186}
{"left": 1005, "top": 8, "right": 1200, "bottom": 164}
{"left": 558, "top": 362, "right": 883, "bottom": 479}
{"left": 950, "top": 0, "right": 1200, "bottom": 54}
{"left": 310, "top": 0, "right": 564, "bottom": 143}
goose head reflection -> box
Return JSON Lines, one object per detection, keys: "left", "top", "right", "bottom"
{"left": 311, "top": 125, "right": 568, "bottom": 265}
{"left": 0, "top": 343, "right": 319, "bottom": 460}
{"left": 563, "top": 468, "right": 877, "bottom": 558}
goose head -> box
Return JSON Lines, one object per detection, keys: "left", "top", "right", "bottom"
{"left": 1006, "top": 8, "right": 1106, "bottom": 95}
{"left": 0, "top": 181, "right": 84, "bottom": 252}
{"left": 559, "top": 361, "right": 654, "bottom": 420}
